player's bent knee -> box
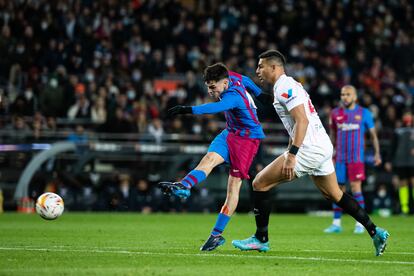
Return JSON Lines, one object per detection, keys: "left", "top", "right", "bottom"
{"left": 252, "top": 178, "right": 267, "bottom": 191}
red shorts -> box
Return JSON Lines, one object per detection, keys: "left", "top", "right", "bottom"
{"left": 347, "top": 162, "right": 366, "bottom": 182}
{"left": 226, "top": 132, "right": 260, "bottom": 179}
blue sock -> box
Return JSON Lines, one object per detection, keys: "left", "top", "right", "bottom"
{"left": 181, "top": 170, "right": 206, "bottom": 188}
{"left": 211, "top": 213, "right": 231, "bottom": 236}
{"left": 333, "top": 203, "right": 343, "bottom": 219}
{"left": 353, "top": 192, "right": 365, "bottom": 209}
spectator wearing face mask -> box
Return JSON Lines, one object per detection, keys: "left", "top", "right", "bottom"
{"left": 40, "top": 77, "right": 65, "bottom": 117}
{"left": 10, "top": 87, "right": 38, "bottom": 116}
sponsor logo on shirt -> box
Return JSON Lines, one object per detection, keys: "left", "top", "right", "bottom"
{"left": 356, "top": 173, "right": 363, "bottom": 179}
{"left": 281, "top": 88, "right": 293, "bottom": 99}
{"left": 285, "top": 95, "right": 297, "bottom": 104}
{"left": 354, "top": 115, "right": 361, "bottom": 121}
{"left": 338, "top": 123, "right": 360, "bottom": 131}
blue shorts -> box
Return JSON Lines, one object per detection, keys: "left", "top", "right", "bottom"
{"left": 208, "top": 129, "right": 230, "bottom": 163}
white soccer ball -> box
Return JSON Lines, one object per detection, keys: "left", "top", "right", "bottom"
{"left": 35, "top": 192, "right": 64, "bottom": 220}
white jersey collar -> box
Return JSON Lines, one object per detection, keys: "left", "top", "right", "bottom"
{"left": 274, "top": 74, "right": 287, "bottom": 90}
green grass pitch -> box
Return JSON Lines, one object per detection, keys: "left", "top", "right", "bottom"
{"left": 0, "top": 213, "right": 413, "bottom": 275}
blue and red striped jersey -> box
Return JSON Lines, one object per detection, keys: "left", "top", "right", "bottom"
{"left": 330, "top": 104, "right": 375, "bottom": 163}
{"left": 192, "top": 72, "right": 265, "bottom": 139}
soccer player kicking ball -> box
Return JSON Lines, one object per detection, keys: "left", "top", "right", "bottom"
{"left": 232, "top": 50, "right": 389, "bottom": 256}
{"left": 159, "top": 63, "right": 266, "bottom": 251}
{"left": 324, "top": 85, "right": 382, "bottom": 234}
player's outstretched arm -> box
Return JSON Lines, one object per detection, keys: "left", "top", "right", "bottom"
{"left": 169, "top": 90, "right": 241, "bottom": 117}
{"left": 192, "top": 93, "right": 239, "bottom": 115}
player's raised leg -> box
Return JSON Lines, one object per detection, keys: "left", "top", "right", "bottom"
{"left": 158, "top": 151, "right": 224, "bottom": 199}
{"left": 312, "top": 173, "right": 390, "bottom": 256}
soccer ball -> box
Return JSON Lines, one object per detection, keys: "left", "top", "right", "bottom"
{"left": 35, "top": 192, "right": 64, "bottom": 220}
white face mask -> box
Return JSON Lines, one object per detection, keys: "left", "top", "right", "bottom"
{"left": 16, "top": 45, "right": 25, "bottom": 54}
{"left": 127, "top": 90, "right": 136, "bottom": 100}
{"left": 85, "top": 73, "right": 94, "bottom": 82}
{"left": 41, "top": 21, "right": 48, "bottom": 30}
{"left": 25, "top": 90, "right": 33, "bottom": 100}
{"left": 378, "top": 189, "right": 387, "bottom": 198}
{"left": 93, "top": 59, "right": 101, "bottom": 68}
{"left": 132, "top": 70, "right": 141, "bottom": 82}
{"left": 50, "top": 79, "right": 58, "bottom": 88}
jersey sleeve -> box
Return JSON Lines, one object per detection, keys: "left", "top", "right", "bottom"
{"left": 241, "top": 75, "right": 262, "bottom": 97}
{"left": 275, "top": 79, "right": 306, "bottom": 111}
{"left": 363, "top": 108, "right": 375, "bottom": 129}
{"left": 192, "top": 92, "right": 240, "bottom": 115}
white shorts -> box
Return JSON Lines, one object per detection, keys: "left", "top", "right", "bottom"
{"left": 284, "top": 138, "right": 335, "bottom": 177}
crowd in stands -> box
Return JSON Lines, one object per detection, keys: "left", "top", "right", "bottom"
{"left": 0, "top": 0, "right": 413, "bottom": 213}
{"left": 0, "top": 0, "right": 413, "bottom": 138}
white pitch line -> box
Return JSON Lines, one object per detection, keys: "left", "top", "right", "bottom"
{"left": 301, "top": 249, "right": 414, "bottom": 255}
{"left": 10, "top": 245, "right": 414, "bottom": 256}
{"left": 0, "top": 247, "right": 413, "bottom": 265}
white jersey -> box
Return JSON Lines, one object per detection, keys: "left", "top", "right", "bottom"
{"left": 273, "top": 74, "right": 330, "bottom": 146}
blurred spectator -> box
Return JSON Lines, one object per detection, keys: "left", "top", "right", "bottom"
{"left": 10, "top": 87, "right": 37, "bottom": 116}
{"left": 91, "top": 97, "right": 107, "bottom": 124}
{"left": 67, "top": 125, "right": 88, "bottom": 145}
{"left": 45, "top": 116, "right": 58, "bottom": 132}
{"left": 135, "top": 179, "right": 154, "bottom": 214}
{"left": 40, "top": 77, "right": 65, "bottom": 117}
{"left": 67, "top": 93, "right": 91, "bottom": 120}
{"left": 133, "top": 110, "right": 148, "bottom": 133}
{"left": 148, "top": 118, "right": 164, "bottom": 144}
{"left": 169, "top": 118, "right": 186, "bottom": 134}
{"left": 32, "top": 119, "right": 43, "bottom": 143}
{"left": 387, "top": 110, "right": 414, "bottom": 214}
{"left": 104, "top": 107, "right": 132, "bottom": 133}
{"left": 112, "top": 174, "right": 135, "bottom": 211}
{"left": 4, "top": 116, "right": 31, "bottom": 143}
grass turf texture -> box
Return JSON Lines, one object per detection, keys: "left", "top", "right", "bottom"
{"left": 0, "top": 213, "right": 413, "bottom": 275}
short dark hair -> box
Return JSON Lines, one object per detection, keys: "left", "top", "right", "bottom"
{"left": 204, "top": 63, "right": 229, "bottom": 82}
{"left": 258, "top": 50, "right": 286, "bottom": 65}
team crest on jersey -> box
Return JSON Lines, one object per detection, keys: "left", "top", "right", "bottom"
{"left": 336, "top": 115, "right": 346, "bottom": 123}
{"left": 281, "top": 88, "right": 292, "bottom": 99}
{"left": 354, "top": 115, "right": 361, "bottom": 121}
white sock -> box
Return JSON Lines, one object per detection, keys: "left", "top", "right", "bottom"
{"left": 355, "top": 222, "right": 363, "bottom": 228}
{"left": 333, "top": 219, "right": 341, "bottom": 227}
